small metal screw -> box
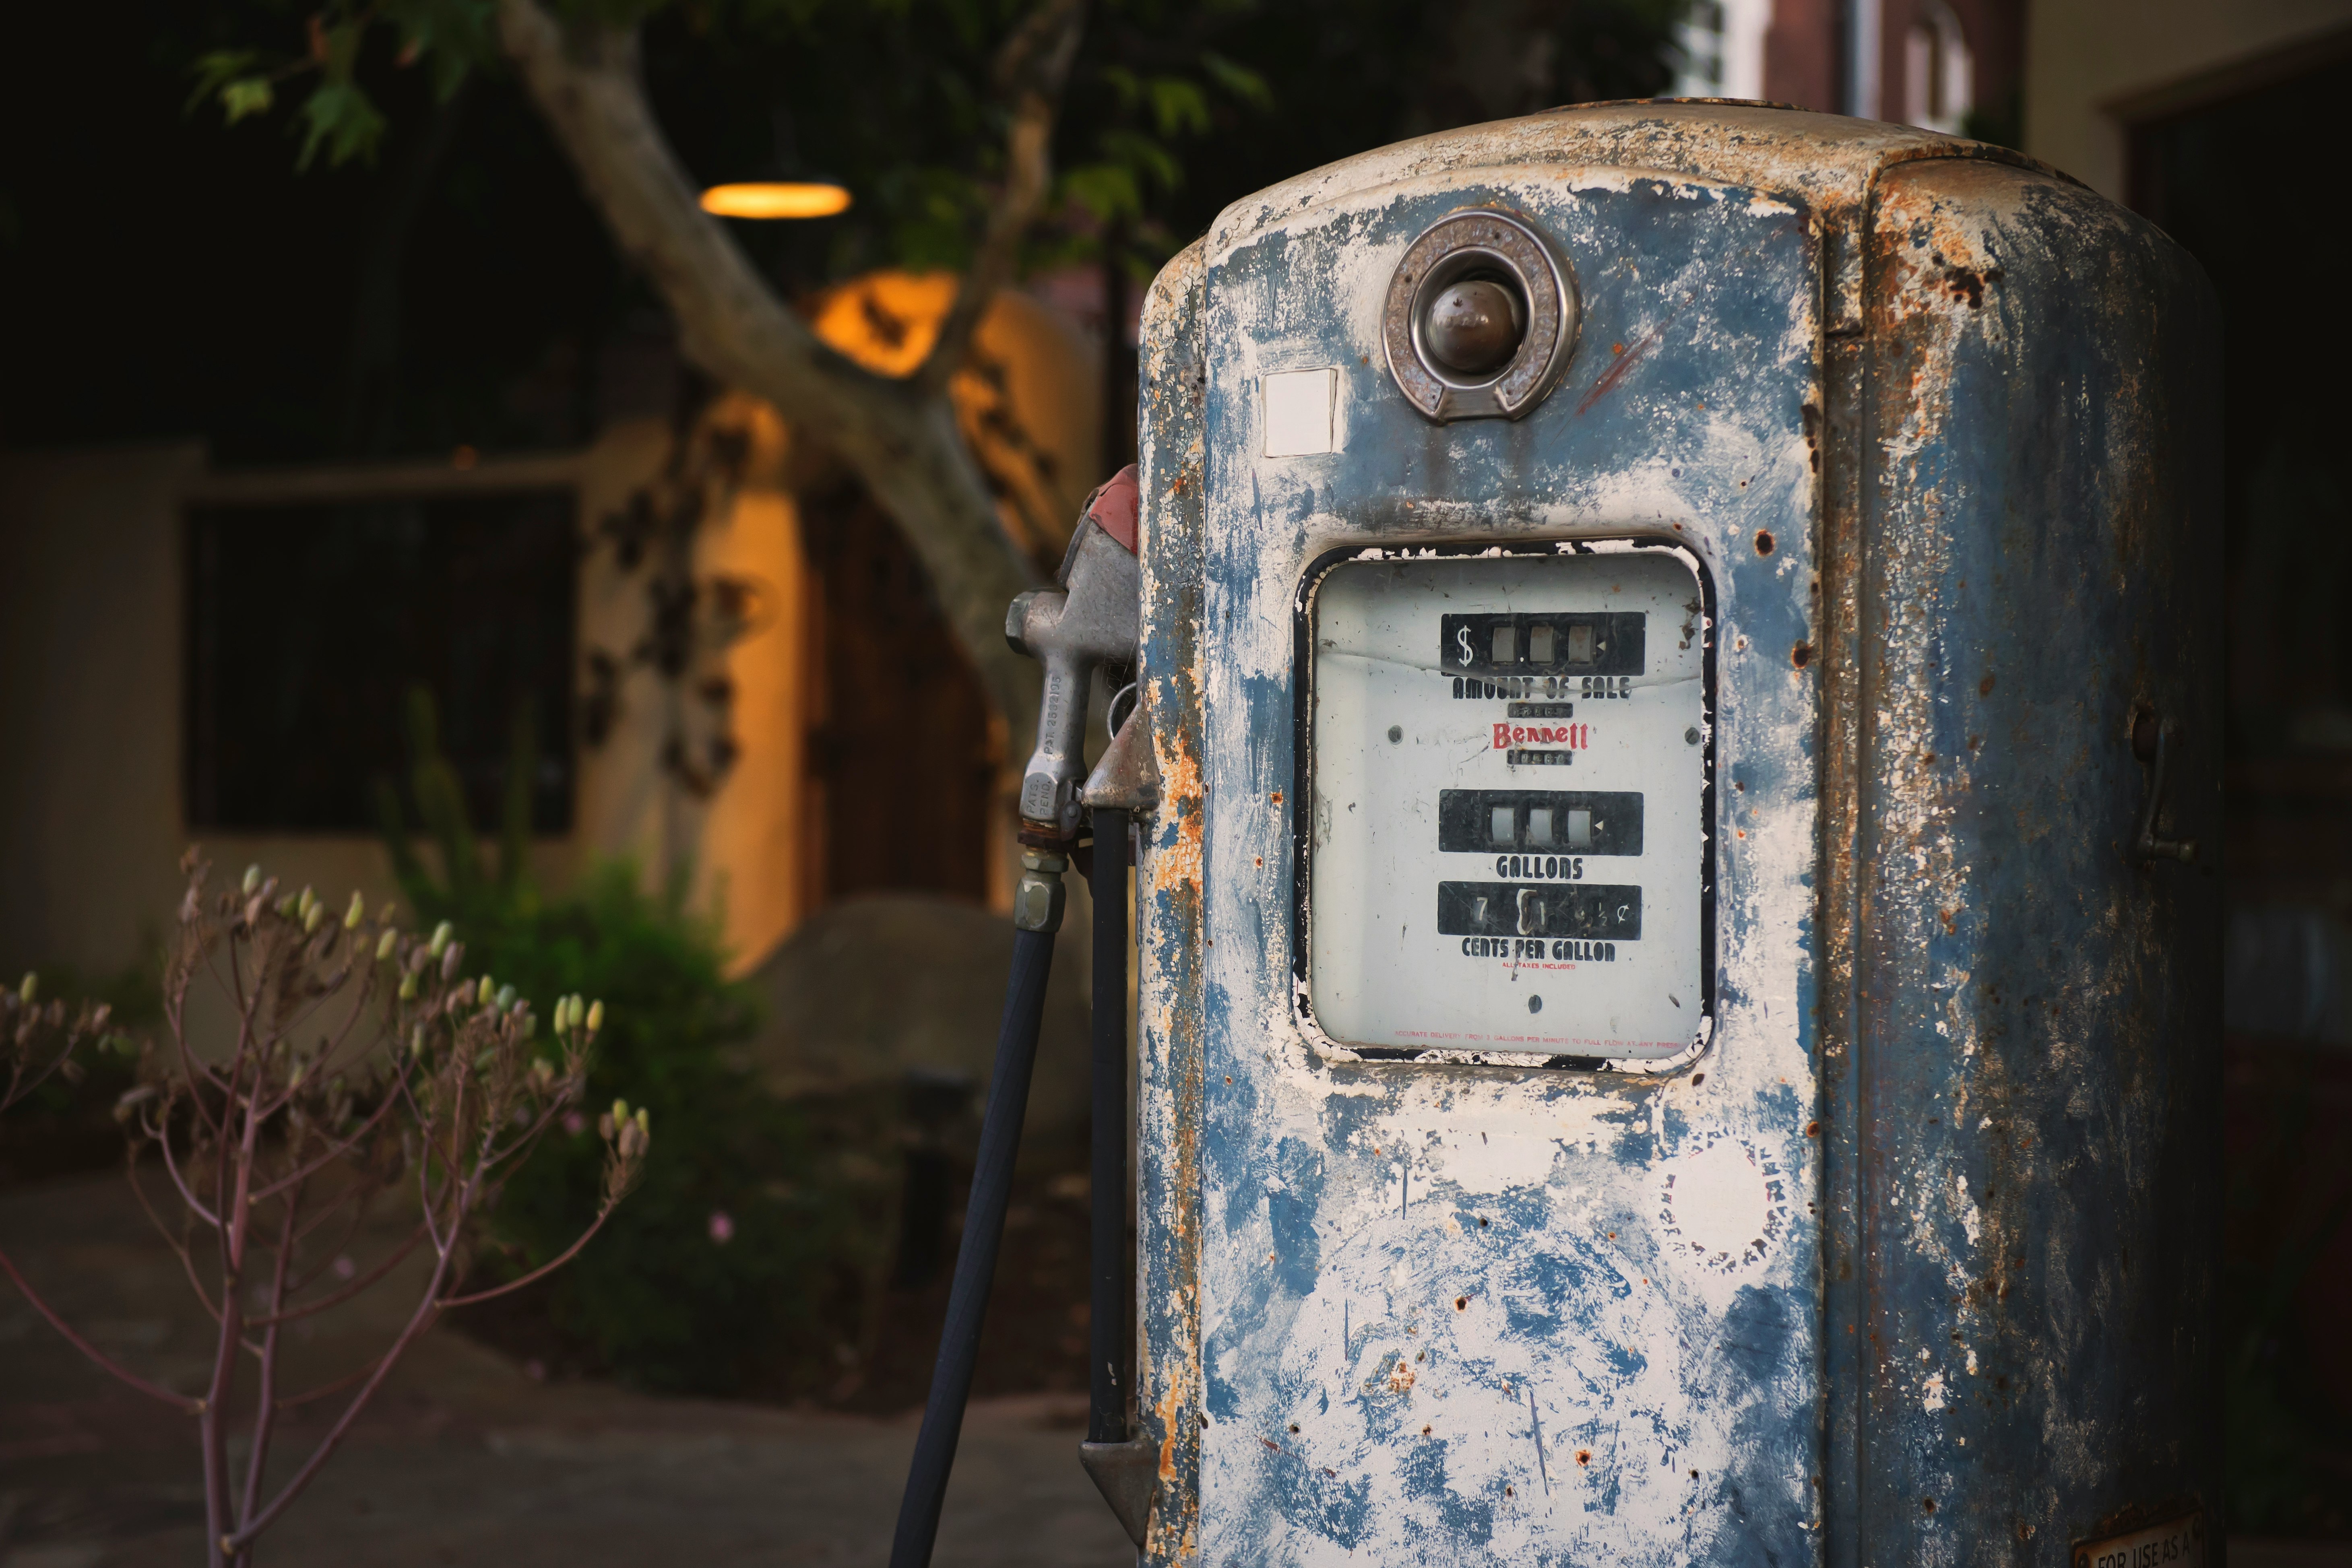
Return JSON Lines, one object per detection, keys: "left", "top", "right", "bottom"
{"left": 1388, "top": 725, "right": 1403, "bottom": 743}
{"left": 1527, "top": 995, "right": 1543, "bottom": 1014}
{"left": 1684, "top": 727, "right": 1702, "bottom": 745}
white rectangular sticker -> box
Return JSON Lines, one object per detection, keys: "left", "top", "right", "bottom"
{"left": 1263, "top": 368, "right": 1335, "bottom": 456}
{"left": 2075, "top": 1514, "right": 2205, "bottom": 1568}
{"left": 1306, "top": 549, "right": 1707, "bottom": 1061}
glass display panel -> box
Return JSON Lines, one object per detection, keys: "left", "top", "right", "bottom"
{"left": 1304, "top": 549, "right": 1708, "bottom": 1062}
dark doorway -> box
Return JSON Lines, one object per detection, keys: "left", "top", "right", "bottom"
{"left": 799, "top": 484, "right": 998, "bottom": 904}
{"left": 2130, "top": 44, "right": 2352, "bottom": 1537}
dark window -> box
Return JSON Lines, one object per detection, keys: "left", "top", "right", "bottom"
{"left": 185, "top": 492, "right": 577, "bottom": 834}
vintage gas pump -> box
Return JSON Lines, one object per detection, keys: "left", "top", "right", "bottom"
{"left": 1107, "top": 103, "right": 2219, "bottom": 1567}
{"left": 894, "top": 102, "right": 2220, "bottom": 1568}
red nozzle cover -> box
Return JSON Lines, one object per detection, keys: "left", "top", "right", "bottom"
{"left": 1083, "top": 465, "right": 1140, "bottom": 554}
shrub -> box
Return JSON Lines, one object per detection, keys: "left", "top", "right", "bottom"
{"left": 380, "top": 693, "right": 885, "bottom": 1393}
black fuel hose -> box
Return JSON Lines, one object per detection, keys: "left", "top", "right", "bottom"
{"left": 887, "top": 922, "right": 1057, "bottom": 1568}
{"left": 1086, "top": 808, "right": 1131, "bottom": 1446}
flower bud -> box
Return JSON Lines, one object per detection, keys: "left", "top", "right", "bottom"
{"left": 618, "top": 1121, "right": 646, "bottom": 1159}
{"left": 242, "top": 864, "right": 262, "bottom": 895}
{"left": 277, "top": 894, "right": 297, "bottom": 918}
{"left": 344, "top": 890, "right": 365, "bottom": 930}
{"left": 598, "top": 1112, "right": 615, "bottom": 1139}
{"left": 297, "top": 886, "right": 317, "bottom": 918}
{"left": 376, "top": 928, "right": 399, "bottom": 960}
{"left": 303, "top": 902, "right": 324, "bottom": 933}
{"left": 441, "top": 942, "right": 464, "bottom": 980}
{"left": 633, "top": 1106, "right": 650, "bottom": 1138}
{"left": 428, "top": 921, "right": 452, "bottom": 957}
{"left": 18, "top": 972, "right": 35, "bottom": 1005}
{"left": 611, "top": 1098, "right": 630, "bottom": 1128}
{"left": 495, "top": 983, "right": 517, "bottom": 1011}
{"left": 477, "top": 975, "right": 495, "bottom": 1007}
{"left": 586, "top": 1000, "right": 605, "bottom": 1035}
{"left": 398, "top": 972, "right": 419, "bottom": 1001}
{"left": 410, "top": 1024, "right": 426, "bottom": 1056}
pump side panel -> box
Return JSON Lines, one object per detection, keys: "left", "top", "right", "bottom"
{"left": 1153, "top": 167, "right": 1826, "bottom": 1567}
{"left": 1136, "top": 237, "right": 1212, "bottom": 1564}
{"left": 1851, "top": 159, "right": 2222, "bottom": 1558}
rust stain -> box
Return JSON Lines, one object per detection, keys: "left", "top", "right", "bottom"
{"left": 1151, "top": 725, "right": 1205, "bottom": 898}
{"left": 1575, "top": 322, "right": 1663, "bottom": 415}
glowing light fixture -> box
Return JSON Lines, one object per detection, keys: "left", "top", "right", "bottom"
{"left": 699, "top": 181, "right": 852, "bottom": 220}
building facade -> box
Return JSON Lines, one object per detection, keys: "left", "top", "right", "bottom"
{"left": 1675, "top": 0, "right": 2024, "bottom": 144}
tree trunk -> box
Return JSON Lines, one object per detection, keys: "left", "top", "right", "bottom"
{"left": 496, "top": 0, "right": 1044, "bottom": 748}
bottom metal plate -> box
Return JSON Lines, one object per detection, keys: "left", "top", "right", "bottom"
{"left": 2074, "top": 1512, "right": 2205, "bottom": 1568}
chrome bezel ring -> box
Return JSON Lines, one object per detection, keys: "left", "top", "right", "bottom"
{"left": 1383, "top": 208, "right": 1580, "bottom": 423}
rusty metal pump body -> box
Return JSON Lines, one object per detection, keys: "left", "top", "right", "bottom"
{"left": 1119, "top": 103, "right": 2220, "bottom": 1566}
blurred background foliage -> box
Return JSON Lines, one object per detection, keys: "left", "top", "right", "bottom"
{"left": 0, "top": 0, "right": 1681, "bottom": 464}
{"left": 380, "top": 689, "right": 891, "bottom": 1395}
{"left": 0, "top": 957, "right": 159, "bottom": 1185}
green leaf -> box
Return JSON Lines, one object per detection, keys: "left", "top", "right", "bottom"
{"left": 378, "top": 0, "right": 503, "bottom": 101}
{"left": 220, "top": 78, "right": 276, "bottom": 124}
{"left": 1098, "top": 128, "right": 1181, "bottom": 194}
{"left": 318, "top": 19, "right": 368, "bottom": 80}
{"left": 1198, "top": 50, "right": 1273, "bottom": 113}
{"left": 1095, "top": 62, "right": 1140, "bottom": 111}
{"left": 1058, "top": 162, "right": 1140, "bottom": 223}
{"left": 186, "top": 48, "right": 265, "bottom": 115}
{"left": 1145, "top": 75, "right": 1210, "bottom": 140}
{"left": 294, "top": 78, "right": 388, "bottom": 169}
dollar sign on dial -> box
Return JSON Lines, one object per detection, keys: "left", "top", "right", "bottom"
{"left": 1456, "top": 626, "right": 1474, "bottom": 666}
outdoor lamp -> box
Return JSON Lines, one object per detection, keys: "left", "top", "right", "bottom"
{"left": 698, "top": 180, "right": 851, "bottom": 219}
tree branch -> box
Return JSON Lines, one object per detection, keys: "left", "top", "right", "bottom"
{"left": 0, "top": 1245, "right": 204, "bottom": 1412}
{"left": 435, "top": 1198, "right": 618, "bottom": 1308}
{"left": 495, "top": 0, "right": 1046, "bottom": 743}
{"left": 239, "top": 1189, "right": 301, "bottom": 1530}
{"left": 912, "top": 0, "right": 1088, "bottom": 397}
{"left": 250, "top": 1223, "right": 426, "bottom": 1329}
{"left": 127, "top": 1159, "right": 225, "bottom": 1324}
{"left": 226, "top": 1246, "right": 457, "bottom": 1551}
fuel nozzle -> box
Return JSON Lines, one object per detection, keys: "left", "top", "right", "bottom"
{"left": 1006, "top": 466, "right": 1140, "bottom": 844}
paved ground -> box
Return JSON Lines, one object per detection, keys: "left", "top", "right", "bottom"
{"left": 0, "top": 1172, "right": 1131, "bottom": 1567}
{"left": 6, "top": 1171, "right": 2349, "bottom": 1567}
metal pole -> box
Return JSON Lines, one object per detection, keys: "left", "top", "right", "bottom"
{"left": 1086, "top": 808, "right": 1131, "bottom": 1445}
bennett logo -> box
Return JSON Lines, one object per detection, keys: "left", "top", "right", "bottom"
{"left": 1494, "top": 722, "right": 1588, "bottom": 749}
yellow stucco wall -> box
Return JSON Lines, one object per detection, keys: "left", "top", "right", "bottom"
{"left": 0, "top": 276, "right": 1099, "bottom": 988}
{"left": 2025, "top": 0, "right": 2352, "bottom": 196}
